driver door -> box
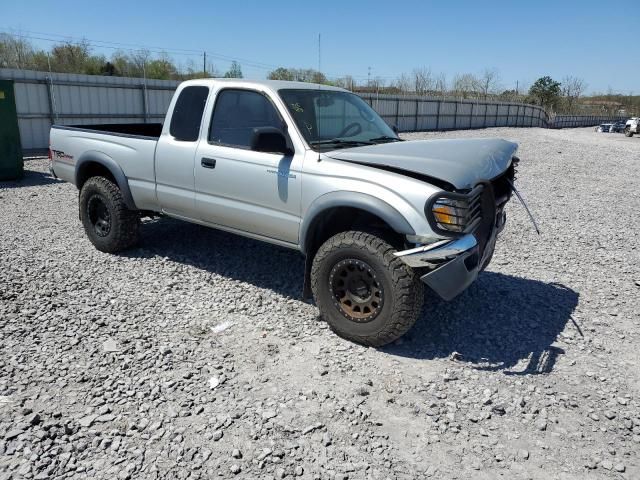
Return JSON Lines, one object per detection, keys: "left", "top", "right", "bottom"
{"left": 194, "top": 88, "right": 303, "bottom": 245}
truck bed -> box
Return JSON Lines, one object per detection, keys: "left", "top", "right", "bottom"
{"left": 50, "top": 123, "right": 161, "bottom": 211}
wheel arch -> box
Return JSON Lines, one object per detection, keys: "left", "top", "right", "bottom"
{"left": 299, "top": 192, "right": 416, "bottom": 299}
{"left": 300, "top": 192, "right": 415, "bottom": 255}
{"left": 75, "top": 151, "right": 137, "bottom": 210}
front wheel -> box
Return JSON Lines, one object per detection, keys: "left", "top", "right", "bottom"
{"left": 79, "top": 176, "right": 140, "bottom": 253}
{"left": 311, "top": 231, "right": 424, "bottom": 346}
{"left": 625, "top": 127, "right": 634, "bottom": 137}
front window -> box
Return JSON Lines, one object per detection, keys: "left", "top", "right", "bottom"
{"left": 279, "top": 89, "right": 398, "bottom": 151}
{"left": 209, "top": 89, "right": 285, "bottom": 149}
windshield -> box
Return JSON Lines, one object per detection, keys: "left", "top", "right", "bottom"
{"left": 279, "top": 89, "right": 399, "bottom": 151}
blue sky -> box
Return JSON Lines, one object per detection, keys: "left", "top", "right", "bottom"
{"left": 3, "top": 0, "right": 638, "bottom": 93}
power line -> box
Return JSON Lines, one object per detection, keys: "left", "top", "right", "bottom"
{"left": 2, "top": 28, "right": 204, "bottom": 54}
{"left": 1, "top": 29, "right": 279, "bottom": 71}
{"left": 1, "top": 28, "right": 403, "bottom": 81}
{"left": 3, "top": 31, "right": 200, "bottom": 58}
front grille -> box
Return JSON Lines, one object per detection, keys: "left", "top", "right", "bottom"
{"left": 491, "top": 160, "right": 516, "bottom": 204}
{"left": 474, "top": 183, "right": 497, "bottom": 257}
{"left": 426, "top": 157, "right": 517, "bottom": 245}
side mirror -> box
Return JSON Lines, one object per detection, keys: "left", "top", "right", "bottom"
{"left": 250, "top": 127, "right": 292, "bottom": 155}
{"left": 392, "top": 124, "right": 399, "bottom": 135}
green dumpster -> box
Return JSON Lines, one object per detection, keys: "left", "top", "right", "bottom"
{"left": 0, "top": 80, "right": 24, "bottom": 180}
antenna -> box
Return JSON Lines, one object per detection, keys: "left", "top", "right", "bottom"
{"left": 317, "top": 33, "right": 322, "bottom": 162}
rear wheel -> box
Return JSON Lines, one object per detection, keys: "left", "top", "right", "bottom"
{"left": 79, "top": 176, "right": 140, "bottom": 253}
{"left": 311, "top": 231, "right": 423, "bottom": 346}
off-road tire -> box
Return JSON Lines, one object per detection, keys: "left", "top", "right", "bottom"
{"left": 79, "top": 176, "right": 140, "bottom": 253}
{"left": 625, "top": 127, "right": 633, "bottom": 137}
{"left": 311, "top": 231, "right": 423, "bottom": 346}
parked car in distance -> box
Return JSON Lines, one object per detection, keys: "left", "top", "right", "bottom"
{"left": 625, "top": 117, "right": 639, "bottom": 137}
{"left": 49, "top": 79, "right": 521, "bottom": 347}
{"left": 596, "top": 123, "right": 613, "bottom": 133}
{"left": 610, "top": 120, "right": 627, "bottom": 133}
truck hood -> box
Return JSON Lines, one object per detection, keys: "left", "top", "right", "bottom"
{"left": 324, "top": 138, "right": 518, "bottom": 189}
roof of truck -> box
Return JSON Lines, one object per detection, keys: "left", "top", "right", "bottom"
{"left": 179, "top": 78, "right": 347, "bottom": 92}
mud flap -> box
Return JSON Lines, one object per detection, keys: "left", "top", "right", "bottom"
{"left": 302, "top": 254, "right": 313, "bottom": 300}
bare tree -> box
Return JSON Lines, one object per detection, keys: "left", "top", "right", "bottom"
{"left": 333, "top": 75, "right": 356, "bottom": 90}
{"left": 343, "top": 75, "right": 356, "bottom": 91}
{"left": 394, "top": 73, "right": 412, "bottom": 94}
{"left": 434, "top": 73, "right": 447, "bottom": 96}
{"left": 476, "top": 68, "right": 501, "bottom": 99}
{"left": 371, "top": 76, "right": 386, "bottom": 92}
{"left": 562, "top": 76, "right": 587, "bottom": 113}
{"left": 413, "top": 67, "right": 433, "bottom": 95}
{"left": 0, "top": 33, "right": 34, "bottom": 69}
{"left": 453, "top": 73, "right": 479, "bottom": 99}
{"left": 516, "top": 80, "right": 529, "bottom": 96}
{"left": 130, "top": 49, "right": 151, "bottom": 77}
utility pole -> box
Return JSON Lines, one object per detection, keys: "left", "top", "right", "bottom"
{"left": 318, "top": 33, "right": 321, "bottom": 79}
{"left": 367, "top": 66, "right": 371, "bottom": 88}
{"left": 516, "top": 80, "right": 519, "bottom": 96}
{"left": 203, "top": 52, "right": 207, "bottom": 76}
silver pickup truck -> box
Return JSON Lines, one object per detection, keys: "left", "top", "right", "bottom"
{"left": 50, "top": 79, "right": 519, "bottom": 346}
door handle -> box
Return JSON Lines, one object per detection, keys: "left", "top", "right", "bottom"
{"left": 201, "top": 157, "right": 217, "bottom": 169}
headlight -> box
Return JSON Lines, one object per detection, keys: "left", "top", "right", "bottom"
{"left": 426, "top": 185, "right": 485, "bottom": 236}
{"left": 431, "top": 199, "right": 467, "bottom": 233}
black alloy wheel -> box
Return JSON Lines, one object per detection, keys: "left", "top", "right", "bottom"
{"left": 329, "top": 258, "right": 384, "bottom": 322}
{"left": 86, "top": 194, "right": 112, "bottom": 237}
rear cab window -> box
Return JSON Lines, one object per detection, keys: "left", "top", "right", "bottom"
{"left": 169, "top": 86, "right": 209, "bottom": 141}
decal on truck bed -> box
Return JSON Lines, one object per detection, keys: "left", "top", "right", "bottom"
{"left": 51, "top": 150, "right": 74, "bottom": 162}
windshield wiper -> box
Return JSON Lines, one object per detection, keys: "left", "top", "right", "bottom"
{"left": 368, "top": 135, "right": 402, "bottom": 143}
{"left": 310, "top": 139, "right": 373, "bottom": 148}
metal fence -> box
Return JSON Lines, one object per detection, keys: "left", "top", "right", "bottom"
{"left": 359, "top": 93, "right": 549, "bottom": 131}
{"left": 0, "top": 68, "right": 178, "bottom": 151}
{"left": 548, "top": 115, "right": 627, "bottom": 129}
{"left": 0, "top": 68, "right": 629, "bottom": 152}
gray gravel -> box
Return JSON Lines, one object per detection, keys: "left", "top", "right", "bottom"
{"left": 1, "top": 127, "right": 639, "bottom": 479}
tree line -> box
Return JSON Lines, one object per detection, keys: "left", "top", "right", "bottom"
{"left": 1, "top": 33, "right": 636, "bottom": 115}
{"left": 0, "top": 33, "right": 243, "bottom": 80}
{"left": 267, "top": 66, "right": 623, "bottom": 115}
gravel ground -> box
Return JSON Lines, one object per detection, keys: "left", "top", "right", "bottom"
{"left": 1, "top": 127, "right": 639, "bottom": 480}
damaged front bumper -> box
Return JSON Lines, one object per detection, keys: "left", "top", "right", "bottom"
{"left": 394, "top": 227, "right": 499, "bottom": 301}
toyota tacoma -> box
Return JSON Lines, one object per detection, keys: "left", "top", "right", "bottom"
{"left": 50, "top": 79, "right": 520, "bottom": 346}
